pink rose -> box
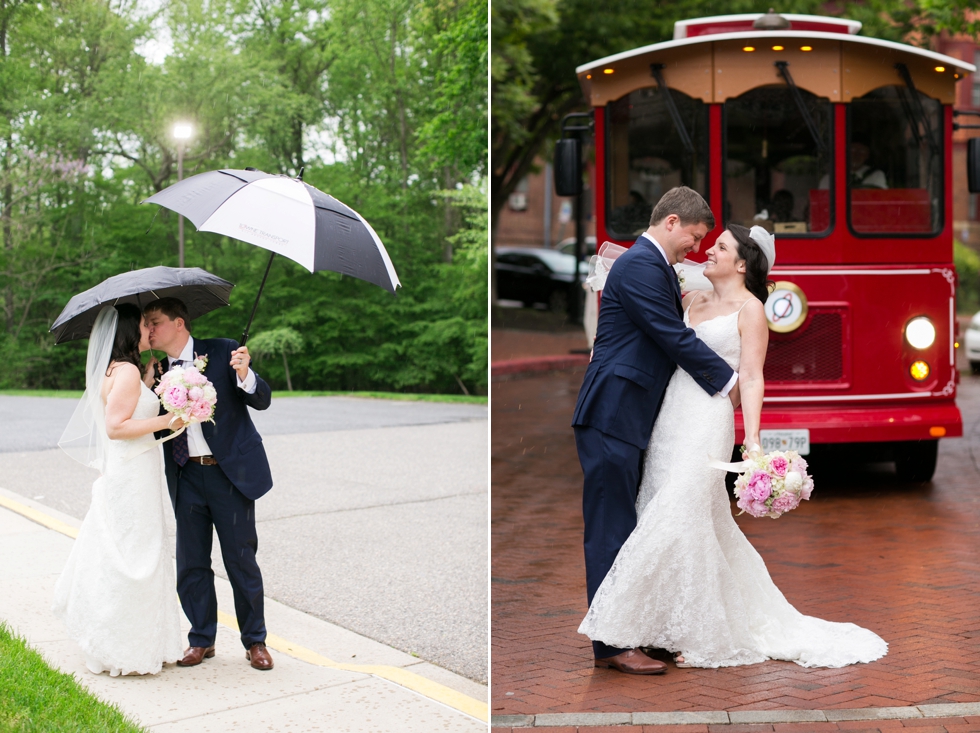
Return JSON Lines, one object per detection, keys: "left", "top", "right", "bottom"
{"left": 770, "top": 456, "right": 788, "bottom": 477}
{"left": 164, "top": 385, "right": 187, "bottom": 408}
{"left": 191, "top": 400, "right": 213, "bottom": 421}
{"left": 747, "top": 498, "right": 771, "bottom": 517}
{"left": 735, "top": 493, "right": 766, "bottom": 517}
{"left": 745, "top": 471, "right": 772, "bottom": 502}
{"left": 188, "top": 386, "right": 204, "bottom": 402}
{"left": 800, "top": 478, "right": 814, "bottom": 501}
{"left": 771, "top": 492, "right": 799, "bottom": 515}
{"left": 184, "top": 368, "right": 208, "bottom": 386}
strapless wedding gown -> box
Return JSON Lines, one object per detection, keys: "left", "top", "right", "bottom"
{"left": 578, "top": 304, "right": 888, "bottom": 668}
{"left": 53, "top": 384, "right": 183, "bottom": 675}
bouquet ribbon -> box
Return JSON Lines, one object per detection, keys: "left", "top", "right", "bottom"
{"left": 708, "top": 444, "right": 762, "bottom": 473}
{"left": 708, "top": 456, "right": 753, "bottom": 473}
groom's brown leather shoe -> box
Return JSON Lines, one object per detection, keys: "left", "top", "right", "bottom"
{"left": 246, "top": 642, "right": 274, "bottom": 670}
{"left": 177, "top": 645, "right": 215, "bottom": 667}
{"left": 595, "top": 649, "right": 667, "bottom": 675}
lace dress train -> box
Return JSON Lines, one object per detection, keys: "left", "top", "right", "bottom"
{"left": 52, "top": 384, "right": 183, "bottom": 676}
{"left": 578, "top": 307, "right": 887, "bottom": 668}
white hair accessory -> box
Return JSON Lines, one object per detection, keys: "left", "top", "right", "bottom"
{"left": 748, "top": 225, "right": 776, "bottom": 274}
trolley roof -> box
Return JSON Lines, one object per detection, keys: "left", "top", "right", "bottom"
{"left": 576, "top": 30, "right": 976, "bottom": 77}
{"left": 673, "top": 13, "right": 862, "bottom": 39}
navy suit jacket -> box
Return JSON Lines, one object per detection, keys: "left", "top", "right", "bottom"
{"left": 158, "top": 337, "right": 274, "bottom": 501}
{"left": 572, "top": 236, "right": 736, "bottom": 449}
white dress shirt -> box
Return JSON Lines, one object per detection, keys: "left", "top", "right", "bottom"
{"left": 170, "top": 336, "right": 256, "bottom": 458}
{"left": 640, "top": 232, "right": 739, "bottom": 398}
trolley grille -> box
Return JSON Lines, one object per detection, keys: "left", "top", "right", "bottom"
{"left": 765, "top": 311, "right": 843, "bottom": 382}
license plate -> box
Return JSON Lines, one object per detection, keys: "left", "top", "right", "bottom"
{"left": 760, "top": 429, "right": 810, "bottom": 455}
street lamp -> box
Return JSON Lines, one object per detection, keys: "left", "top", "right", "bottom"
{"left": 173, "top": 122, "right": 193, "bottom": 267}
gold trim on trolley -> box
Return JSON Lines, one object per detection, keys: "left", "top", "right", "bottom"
{"left": 765, "top": 281, "right": 809, "bottom": 333}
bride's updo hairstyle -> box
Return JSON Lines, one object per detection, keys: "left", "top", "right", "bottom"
{"left": 108, "top": 303, "right": 144, "bottom": 373}
{"left": 728, "top": 224, "right": 773, "bottom": 304}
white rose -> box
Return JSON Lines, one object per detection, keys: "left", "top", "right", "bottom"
{"left": 784, "top": 471, "right": 803, "bottom": 492}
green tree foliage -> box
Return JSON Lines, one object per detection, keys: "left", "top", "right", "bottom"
{"left": 0, "top": 0, "right": 488, "bottom": 395}
{"left": 247, "top": 326, "right": 303, "bottom": 390}
{"left": 955, "top": 240, "right": 980, "bottom": 314}
{"left": 839, "top": 0, "right": 980, "bottom": 45}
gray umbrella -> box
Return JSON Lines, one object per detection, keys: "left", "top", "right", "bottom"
{"left": 50, "top": 266, "right": 234, "bottom": 344}
{"left": 143, "top": 168, "right": 400, "bottom": 345}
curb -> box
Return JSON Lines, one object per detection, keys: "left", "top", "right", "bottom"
{"left": 492, "top": 702, "right": 980, "bottom": 728}
{"left": 0, "top": 490, "right": 489, "bottom": 724}
{"left": 491, "top": 355, "right": 590, "bottom": 381}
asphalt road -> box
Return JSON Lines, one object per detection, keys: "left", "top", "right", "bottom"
{"left": 0, "top": 395, "right": 488, "bottom": 683}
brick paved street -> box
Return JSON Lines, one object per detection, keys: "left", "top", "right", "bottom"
{"left": 493, "top": 719, "right": 980, "bottom": 732}
{"left": 491, "top": 328, "right": 588, "bottom": 363}
{"left": 491, "top": 368, "right": 980, "bottom": 730}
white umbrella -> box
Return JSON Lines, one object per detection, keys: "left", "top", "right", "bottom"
{"left": 144, "top": 168, "right": 400, "bottom": 343}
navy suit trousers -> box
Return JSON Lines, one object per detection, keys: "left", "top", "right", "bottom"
{"left": 173, "top": 460, "right": 266, "bottom": 649}
{"left": 575, "top": 425, "right": 644, "bottom": 660}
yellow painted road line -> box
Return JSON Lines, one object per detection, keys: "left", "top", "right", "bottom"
{"left": 1, "top": 498, "right": 488, "bottom": 723}
{"left": 219, "top": 611, "right": 488, "bottom": 722}
{"left": 0, "top": 494, "right": 78, "bottom": 539}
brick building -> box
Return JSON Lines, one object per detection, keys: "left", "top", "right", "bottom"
{"left": 937, "top": 33, "right": 980, "bottom": 246}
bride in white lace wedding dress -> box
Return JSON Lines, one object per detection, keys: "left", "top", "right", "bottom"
{"left": 579, "top": 226, "right": 887, "bottom": 669}
{"left": 53, "top": 304, "right": 184, "bottom": 676}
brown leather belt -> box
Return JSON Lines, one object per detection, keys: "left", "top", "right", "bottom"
{"left": 188, "top": 455, "right": 218, "bottom": 466}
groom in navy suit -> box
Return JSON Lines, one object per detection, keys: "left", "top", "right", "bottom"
{"left": 145, "top": 297, "right": 275, "bottom": 671}
{"left": 573, "top": 187, "right": 738, "bottom": 674}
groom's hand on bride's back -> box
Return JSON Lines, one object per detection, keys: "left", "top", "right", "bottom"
{"left": 143, "top": 356, "right": 162, "bottom": 389}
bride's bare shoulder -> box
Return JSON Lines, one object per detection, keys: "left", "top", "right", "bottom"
{"left": 737, "top": 297, "right": 767, "bottom": 332}
{"left": 104, "top": 361, "right": 141, "bottom": 394}
{"left": 106, "top": 361, "right": 140, "bottom": 378}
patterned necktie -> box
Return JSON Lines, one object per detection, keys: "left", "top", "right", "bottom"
{"left": 169, "top": 359, "right": 189, "bottom": 467}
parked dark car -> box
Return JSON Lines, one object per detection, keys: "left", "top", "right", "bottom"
{"left": 557, "top": 236, "right": 597, "bottom": 260}
{"left": 495, "top": 247, "right": 589, "bottom": 311}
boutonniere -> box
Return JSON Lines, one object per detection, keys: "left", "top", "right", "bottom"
{"left": 193, "top": 353, "right": 208, "bottom": 372}
{"left": 676, "top": 269, "right": 686, "bottom": 291}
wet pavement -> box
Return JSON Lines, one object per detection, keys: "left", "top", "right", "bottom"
{"left": 492, "top": 328, "right": 589, "bottom": 363}
{"left": 491, "top": 367, "right": 980, "bottom": 730}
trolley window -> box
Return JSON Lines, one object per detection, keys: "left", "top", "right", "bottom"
{"left": 724, "top": 86, "right": 833, "bottom": 236}
{"left": 848, "top": 86, "right": 942, "bottom": 236}
{"left": 605, "top": 87, "right": 709, "bottom": 240}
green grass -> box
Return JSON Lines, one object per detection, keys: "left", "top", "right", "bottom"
{"left": 0, "top": 390, "right": 85, "bottom": 399}
{"left": 0, "top": 622, "right": 146, "bottom": 732}
{"left": 272, "top": 390, "right": 487, "bottom": 404}
{"left": 0, "top": 389, "right": 486, "bottom": 404}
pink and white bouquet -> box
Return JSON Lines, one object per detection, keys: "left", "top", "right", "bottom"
{"left": 154, "top": 355, "right": 217, "bottom": 424}
{"left": 733, "top": 450, "right": 813, "bottom": 519}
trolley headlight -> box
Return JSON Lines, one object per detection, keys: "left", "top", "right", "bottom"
{"left": 905, "top": 317, "right": 936, "bottom": 349}
{"left": 910, "top": 361, "right": 930, "bottom": 381}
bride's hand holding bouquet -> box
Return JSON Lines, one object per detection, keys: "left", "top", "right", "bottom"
{"left": 732, "top": 441, "right": 813, "bottom": 519}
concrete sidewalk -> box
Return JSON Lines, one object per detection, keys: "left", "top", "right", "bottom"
{"left": 0, "top": 488, "right": 487, "bottom": 732}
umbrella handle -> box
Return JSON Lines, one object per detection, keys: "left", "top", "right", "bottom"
{"left": 240, "top": 252, "right": 276, "bottom": 347}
